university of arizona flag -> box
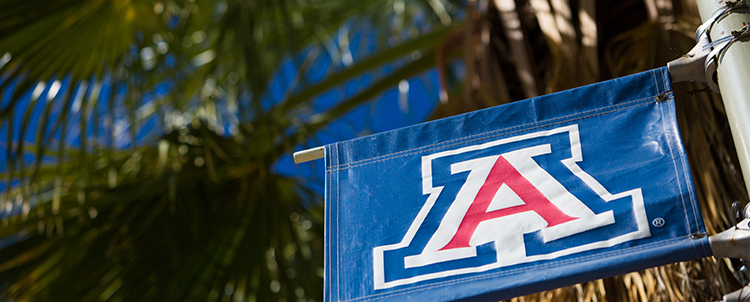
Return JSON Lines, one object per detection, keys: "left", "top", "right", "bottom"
{"left": 323, "top": 67, "right": 710, "bottom": 301}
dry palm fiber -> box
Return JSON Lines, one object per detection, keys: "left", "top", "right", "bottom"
{"left": 433, "top": 0, "right": 748, "bottom": 300}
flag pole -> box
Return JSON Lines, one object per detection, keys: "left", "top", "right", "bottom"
{"left": 696, "top": 0, "right": 750, "bottom": 199}
{"left": 293, "top": 146, "right": 324, "bottom": 164}
{"left": 695, "top": 3, "right": 750, "bottom": 297}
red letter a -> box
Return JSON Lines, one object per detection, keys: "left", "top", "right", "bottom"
{"left": 439, "top": 155, "right": 577, "bottom": 251}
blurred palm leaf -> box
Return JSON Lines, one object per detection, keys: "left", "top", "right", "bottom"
{"left": 0, "top": 0, "right": 463, "bottom": 301}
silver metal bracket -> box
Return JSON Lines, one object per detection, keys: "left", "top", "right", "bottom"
{"left": 667, "top": 27, "right": 711, "bottom": 83}
{"left": 668, "top": 0, "right": 750, "bottom": 92}
{"left": 718, "top": 283, "right": 750, "bottom": 302}
{"left": 710, "top": 217, "right": 750, "bottom": 259}
{"left": 710, "top": 203, "right": 750, "bottom": 259}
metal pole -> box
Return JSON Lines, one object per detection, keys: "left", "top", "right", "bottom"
{"left": 697, "top": 0, "right": 750, "bottom": 198}
{"left": 293, "top": 146, "right": 324, "bottom": 164}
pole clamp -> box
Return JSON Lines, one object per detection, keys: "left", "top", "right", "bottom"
{"left": 705, "top": 25, "right": 750, "bottom": 92}
{"left": 667, "top": 0, "right": 750, "bottom": 92}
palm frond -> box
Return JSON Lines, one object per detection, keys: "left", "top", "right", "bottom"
{"left": 0, "top": 0, "right": 464, "bottom": 301}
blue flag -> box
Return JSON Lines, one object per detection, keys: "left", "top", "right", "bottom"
{"left": 323, "top": 67, "right": 709, "bottom": 301}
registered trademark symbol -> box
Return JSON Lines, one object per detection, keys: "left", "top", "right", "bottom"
{"left": 652, "top": 218, "right": 665, "bottom": 227}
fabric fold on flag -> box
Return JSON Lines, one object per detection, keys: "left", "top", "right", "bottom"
{"left": 324, "top": 67, "right": 709, "bottom": 302}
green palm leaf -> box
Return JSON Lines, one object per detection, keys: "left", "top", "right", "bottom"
{"left": 0, "top": 0, "right": 461, "bottom": 301}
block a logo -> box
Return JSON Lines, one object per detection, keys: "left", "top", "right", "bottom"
{"left": 373, "top": 125, "right": 651, "bottom": 290}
